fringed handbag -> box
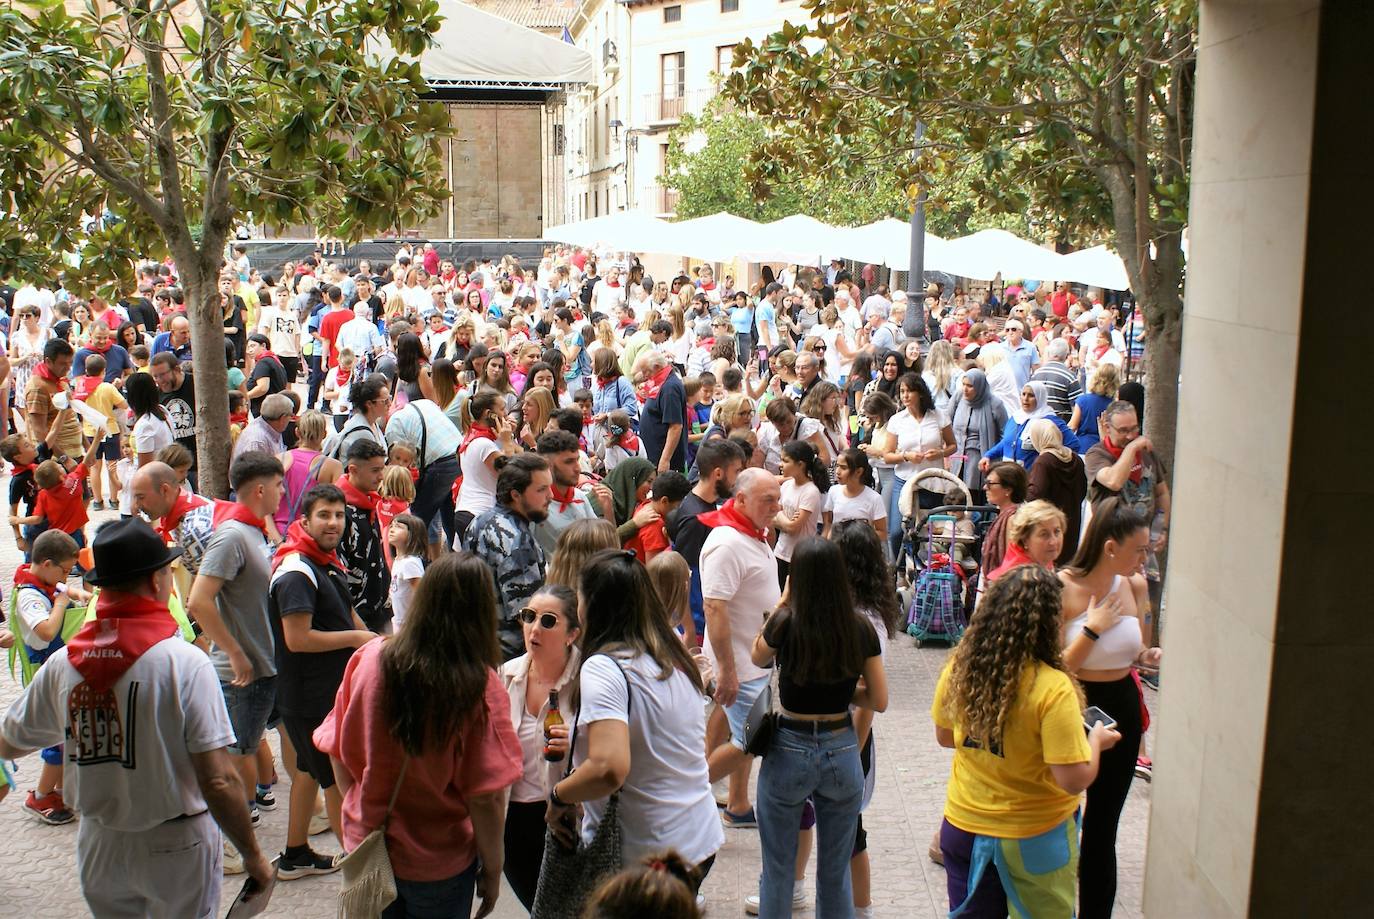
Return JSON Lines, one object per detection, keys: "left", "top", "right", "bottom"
{"left": 337, "top": 757, "right": 409, "bottom": 918}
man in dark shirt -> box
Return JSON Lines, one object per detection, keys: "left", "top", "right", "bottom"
{"left": 150, "top": 352, "right": 198, "bottom": 487}
{"left": 633, "top": 351, "right": 687, "bottom": 473}
{"left": 244, "top": 334, "right": 288, "bottom": 417}
{"left": 336, "top": 439, "right": 389, "bottom": 632}
{"left": 666, "top": 438, "right": 745, "bottom": 645}
{"left": 268, "top": 483, "right": 373, "bottom": 877}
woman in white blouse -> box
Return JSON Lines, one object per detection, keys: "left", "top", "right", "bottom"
{"left": 878, "top": 373, "right": 955, "bottom": 557}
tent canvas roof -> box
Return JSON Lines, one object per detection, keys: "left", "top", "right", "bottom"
{"left": 383, "top": 0, "right": 594, "bottom": 89}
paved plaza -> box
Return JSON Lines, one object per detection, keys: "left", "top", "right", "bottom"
{"left": 0, "top": 505, "right": 1152, "bottom": 918}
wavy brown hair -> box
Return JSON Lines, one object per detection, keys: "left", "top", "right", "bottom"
{"left": 942, "top": 565, "right": 1078, "bottom": 748}
{"left": 546, "top": 518, "right": 619, "bottom": 587}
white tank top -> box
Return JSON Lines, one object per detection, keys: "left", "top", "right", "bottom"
{"left": 1066, "top": 575, "right": 1141, "bottom": 670}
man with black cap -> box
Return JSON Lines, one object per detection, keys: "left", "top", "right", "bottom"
{"left": 0, "top": 518, "right": 274, "bottom": 915}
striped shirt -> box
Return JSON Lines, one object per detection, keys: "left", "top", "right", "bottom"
{"left": 1031, "top": 362, "right": 1083, "bottom": 421}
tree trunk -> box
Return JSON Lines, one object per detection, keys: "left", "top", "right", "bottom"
{"left": 1139, "top": 286, "right": 1182, "bottom": 480}
{"left": 180, "top": 260, "right": 233, "bottom": 499}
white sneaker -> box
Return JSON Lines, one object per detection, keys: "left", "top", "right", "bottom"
{"left": 697, "top": 893, "right": 707, "bottom": 914}
{"left": 223, "top": 840, "right": 245, "bottom": 875}
{"left": 309, "top": 812, "right": 330, "bottom": 836}
{"left": 743, "top": 887, "right": 807, "bottom": 915}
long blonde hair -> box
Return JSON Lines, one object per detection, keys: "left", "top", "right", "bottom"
{"left": 942, "top": 565, "right": 1080, "bottom": 748}
{"left": 646, "top": 551, "right": 691, "bottom": 630}
{"left": 520, "top": 387, "right": 557, "bottom": 439}
{"left": 925, "top": 340, "right": 959, "bottom": 394}
{"left": 546, "top": 518, "right": 619, "bottom": 587}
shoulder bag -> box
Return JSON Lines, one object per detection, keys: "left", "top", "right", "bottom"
{"left": 337, "top": 756, "right": 409, "bottom": 919}
{"left": 530, "top": 656, "right": 632, "bottom": 919}
{"left": 742, "top": 666, "right": 779, "bottom": 757}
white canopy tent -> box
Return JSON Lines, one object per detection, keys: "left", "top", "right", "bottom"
{"left": 375, "top": 0, "right": 594, "bottom": 89}
{"left": 830, "top": 218, "right": 947, "bottom": 271}
{"left": 934, "top": 229, "right": 1067, "bottom": 282}
{"left": 540, "top": 213, "right": 678, "bottom": 254}
{"left": 1057, "top": 245, "right": 1132, "bottom": 291}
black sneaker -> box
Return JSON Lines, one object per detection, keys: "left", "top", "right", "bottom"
{"left": 255, "top": 788, "right": 278, "bottom": 811}
{"left": 250, "top": 807, "right": 261, "bottom": 827}
{"left": 277, "top": 848, "right": 342, "bottom": 880}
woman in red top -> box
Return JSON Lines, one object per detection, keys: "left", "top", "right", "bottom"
{"left": 314, "top": 554, "right": 522, "bottom": 918}
{"left": 985, "top": 500, "right": 1066, "bottom": 583}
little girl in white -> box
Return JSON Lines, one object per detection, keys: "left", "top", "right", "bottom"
{"left": 386, "top": 513, "right": 428, "bottom": 630}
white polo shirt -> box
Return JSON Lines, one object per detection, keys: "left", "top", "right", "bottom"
{"left": 700, "top": 525, "right": 781, "bottom": 684}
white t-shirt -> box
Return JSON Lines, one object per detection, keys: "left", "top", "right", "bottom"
{"left": 115, "top": 457, "right": 138, "bottom": 515}
{"left": 132, "top": 413, "right": 175, "bottom": 458}
{"left": 700, "top": 525, "right": 781, "bottom": 684}
{"left": 15, "top": 585, "right": 57, "bottom": 651}
{"left": 887, "top": 408, "right": 949, "bottom": 482}
{"left": 456, "top": 438, "right": 500, "bottom": 516}
{"left": 774, "top": 478, "right": 821, "bottom": 562}
{"left": 574, "top": 653, "right": 722, "bottom": 866}
{"left": 255, "top": 305, "right": 301, "bottom": 357}
{"left": 388, "top": 554, "right": 425, "bottom": 629}
{"left": 758, "top": 416, "right": 822, "bottom": 474}
{"left": 825, "top": 485, "right": 887, "bottom": 528}
{"left": 1, "top": 636, "right": 234, "bottom": 832}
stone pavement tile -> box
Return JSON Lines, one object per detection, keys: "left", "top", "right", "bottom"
{"left": 0, "top": 503, "right": 1150, "bottom": 917}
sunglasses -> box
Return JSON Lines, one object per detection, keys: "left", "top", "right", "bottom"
{"left": 518, "top": 608, "right": 561, "bottom": 629}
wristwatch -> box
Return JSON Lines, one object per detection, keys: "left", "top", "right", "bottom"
{"left": 549, "top": 783, "right": 568, "bottom": 808}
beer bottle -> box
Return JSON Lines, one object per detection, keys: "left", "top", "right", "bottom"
{"left": 543, "top": 690, "right": 565, "bottom": 762}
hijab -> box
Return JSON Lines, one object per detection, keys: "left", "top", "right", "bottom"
{"left": 951, "top": 369, "right": 1006, "bottom": 477}
{"left": 602, "top": 456, "right": 655, "bottom": 525}
{"left": 1013, "top": 380, "right": 1054, "bottom": 449}
{"left": 874, "top": 350, "right": 906, "bottom": 399}
{"left": 1028, "top": 417, "right": 1074, "bottom": 464}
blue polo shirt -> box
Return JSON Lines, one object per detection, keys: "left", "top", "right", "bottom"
{"left": 1005, "top": 339, "right": 1040, "bottom": 388}
{"left": 71, "top": 344, "right": 133, "bottom": 382}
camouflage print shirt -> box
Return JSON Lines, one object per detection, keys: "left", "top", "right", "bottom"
{"left": 468, "top": 504, "right": 546, "bottom": 661}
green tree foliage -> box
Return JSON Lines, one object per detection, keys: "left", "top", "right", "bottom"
{"left": 0, "top": 0, "right": 452, "bottom": 495}
{"left": 725, "top": 0, "right": 1195, "bottom": 469}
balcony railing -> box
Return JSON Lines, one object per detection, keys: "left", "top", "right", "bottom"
{"left": 639, "top": 185, "right": 679, "bottom": 216}
{"left": 642, "top": 88, "right": 715, "bottom": 124}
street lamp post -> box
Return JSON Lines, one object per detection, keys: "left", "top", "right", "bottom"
{"left": 904, "top": 119, "right": 927, "bottom": 342}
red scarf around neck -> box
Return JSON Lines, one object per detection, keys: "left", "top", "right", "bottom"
{"left": 32, "top": 362, "right": 66, "bottom": 388}
{"left": 615, "top": 430, "right": 642, "bottom": 454}
{"left": 155, "top": 491, "right": 209, "bottom": 541}
{"left": 212, "top": 499, "right": 269, "bottom": 537}
{"left": 1101, "top": 435, "right": 1144, "bottom": 484}
{"left": 636, "top": 364, "right": 673, "bottom": 403}
{"left": 66, "top": 594, "right": 178, "bottom": 692}
{"left": 13, "top": 564, "right": 58, "bottom": 602}
{"left": 1093, "top": 338, "right": 1113, "bottom": 360}
{"left": 550, "top": 483, "right": 584, "bottom": 514}
{"left": 460, "top": 423, "right": 496, "bottom": 455}
{"left": 10, "top": 460, "right": 36, "bottom": 477}
{"left": 272, "top": 518, "right": 344, "bottom": 573}
{"left": 86, "top": 338, "right": 113, "bottom": 355}
{"left": 697, "top": 498, "right": 767, "bottom": 543}
{"left": 336, "top": 474, "right": 382, "bottom": 519}
{"left": 335, "top": 365, "right": 352, "bottom": 388}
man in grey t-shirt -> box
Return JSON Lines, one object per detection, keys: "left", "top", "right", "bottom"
{"left": 186, "top": 452, "right": 284, "bottom": 831}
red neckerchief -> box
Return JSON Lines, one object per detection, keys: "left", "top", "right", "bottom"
{"left": 615, "top": 431, "right": 641, "bottom": 453}
{"left": 212, "top": 499, "right": 269, "bottom": 536}
{"left": 336, "top": 474, "right": 382, "bottom": 520}
{"left": 596, "top": 373, "right": 620, "bottom": 387}
{"left": 550, "top": 483, "right": 584, "bottom": 514}
{"left": 1102, "top": 435, "right": 1144, "bottom": 484}
{"left": 1093, "top": 338, "right": 1112, "bottom": 360}
{"left": 272, "top": 518, "right": 344, "bottom": 573}
{"left": 229, "top": 410, "right": 249, "bottom": 426}
{"left": 430, "top": 323, "right": 450, "bottom": 334}
{"left": 636, "top": 364, "right": 673, "bottom": 403}
{"left": 87, "top": 337, "right": 114, "bottom": 355}
{"left": 155, "top": 491, "right": 209, "bottom": 541}
{"left": 257, "top": 349, "right": 279, "bottom": 363}
{"left": 32, "top": 362, "right": 66, "bottom": 388}
{"left": 460, "top": 423, "right": 496, "bottom": 455}
{"left": 989, "top": 541, "right": 1051, "bottom": 581}
{"left": 9, "top": 461, "right": 36, "bottom": 477}
{"left": 66, "top": 594, "right": 178, "bottom": 692}
{"left": 697, "top": 498, "right": 767, "bottom": 542}
{"left": 334, "top": 365, "right": 351, "bottom": 387}
{"left": 73, "top": 374, "right": 102, "bottom": 401}
{"left": 13, "top": 564, "right": 57, "bottom": 602}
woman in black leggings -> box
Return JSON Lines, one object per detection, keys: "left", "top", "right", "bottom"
{"left": 1058, "top": 498, "right": 1162, "bottom": 917}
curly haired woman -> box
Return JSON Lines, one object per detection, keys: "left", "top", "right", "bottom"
{"left": 932, "top": 565, "right": 1121, "bottom": 919}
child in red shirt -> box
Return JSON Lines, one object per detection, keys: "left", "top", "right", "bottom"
{"left": 622, "top": 470, "right": 690, "bottom": 564}
{"left": 9, "top": 430, "right": 103, "bottom": 548}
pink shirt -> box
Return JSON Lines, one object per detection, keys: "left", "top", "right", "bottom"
{"left": 314, "top": 641, "right": 522, "bottom": 881}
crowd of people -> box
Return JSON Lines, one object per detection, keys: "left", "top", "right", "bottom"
{"left": 0, "top": 244, "right": 1165, "bottom": 918}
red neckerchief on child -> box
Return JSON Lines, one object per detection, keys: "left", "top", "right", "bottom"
{"left": 636, "top": 364, "right": 673, "bottom": 403}
{"left": 66, "top": 594, "right": 178, "bottom": 692}
{"left": 697, "top": 498, "right": 767, "bottom": 543}
{"left": 229, "top": 410, "right": 249, "bottom": 427}
{"left": 334, "top": 365, "right": 351, "bottom": 388}
{"left": 73, "top": 374, "right": 102, "bottom": 401}
{"left": 9, "top": 460, "right": 36, "bottom": 477}
{"left": 1101, "top": 435, "right": 1144, "bottom": 484}
{"left": 1093, "top": 338, "right": 1113, "bottom": 360}
{"left": 212, "top": 499, "right": 269, "bottom": 537}
{"left": 13, "top": 564, "right": 57, "bottom": 602}
{"left": 155, "top": 491, "right": 209, "bottom": 541}
{"left": 272, "top": 519, "right": 343, "bottom": 573}
{"left": 336, "top": 474, "right": 382, "bottom": 520}
{"left": 615, "top": 430, "right": 641, "bottom": 454}
{"left": 460, "top": 423, "right": 496, "bottom": 455}
{"left": 32, "top": 362, "right": 66, "bottom": 388}
{"left": 550, "top": 483, "right": 584, "bottom": 514}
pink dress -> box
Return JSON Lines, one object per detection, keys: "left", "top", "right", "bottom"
{"left": 275, "top": 448, "right": 326, "bottom": 531}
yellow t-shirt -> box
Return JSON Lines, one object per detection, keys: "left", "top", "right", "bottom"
{"left": 82, "top": 382, "right": 125, "bottom": 437}
{"left": 932, "top": 660, "right": 1091, "bottom": 838}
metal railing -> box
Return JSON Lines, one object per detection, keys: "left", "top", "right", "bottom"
{"left": 642, "top": 88, "right": 715, "bottom": 123}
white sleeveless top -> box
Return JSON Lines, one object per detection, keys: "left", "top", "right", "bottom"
{"left": 1066, "top": 575, "right": 1141, "bottom": 670}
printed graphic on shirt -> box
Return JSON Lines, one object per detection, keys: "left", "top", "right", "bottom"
{"left": 67, "top": 682, "right": 137, "bottom": 769}
{"left": 165, "top": 396, "right": 194, "bottom": 441}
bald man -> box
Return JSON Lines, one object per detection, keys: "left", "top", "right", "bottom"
{"left": 151, "top": 314, "right": 193, "bottom": 363}
{"left": 132, "top": 461, "right": 214, "bottom": 578}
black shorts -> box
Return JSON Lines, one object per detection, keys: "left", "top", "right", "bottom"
{"left": 281, "top": 712, "right": 335, "bottom": 789}
{"left": 96, "top": 435, "right": 121, "bottom": 462}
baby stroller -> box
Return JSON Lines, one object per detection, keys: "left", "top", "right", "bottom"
{"left": 896, "top": 469, "right": 996, "bottom": 646}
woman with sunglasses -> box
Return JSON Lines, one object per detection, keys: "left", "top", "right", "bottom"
{"left": 500, "top": 584, "right": 582, "bottom": 910}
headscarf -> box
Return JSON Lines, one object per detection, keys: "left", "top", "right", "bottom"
{"left": 874, "top": 350, "right": 906, "bottom": 399}
{"left": 602, "top": 456, "right": 655, "bottom": 525}
{"left": 950, "top": 369, "right": 1005, "bottom": 479}
{"left": 1012, "top": 380, "right": 1053, "bottom": 424}
{"left": 1118, "top": 381, "right": 1145, "bottom": 432}
{"left": 1028, "top": 418, "right": 1074, "bottom": 464}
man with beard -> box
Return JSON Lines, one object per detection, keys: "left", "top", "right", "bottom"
{"left": 149, "top": 351, "right": 198, "bottom": 488}
{"left": 666, "top": 438, "right": 746, "bottom": 644}
{"left": 532, "top": 430, "right": 611, "bottom": 554}
{"left": 334, "top": 439, "right": 389, "bottom": 633}
{"left": 466, "top": 453, "right": 553, "bottom": 661}
{"left": 268, "top": 484, "right": 374, "bottom": 879}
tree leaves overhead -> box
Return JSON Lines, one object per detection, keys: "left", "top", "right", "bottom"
{"left": 0, "top": 0, "right": 452, "bottom": 294}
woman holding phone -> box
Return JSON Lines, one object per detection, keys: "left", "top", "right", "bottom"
{"left": 933, "top": 565, "right": 1120, "bottom": 918}
{"left": 1058, "top": 498, "right": 1162, "bottom": 919}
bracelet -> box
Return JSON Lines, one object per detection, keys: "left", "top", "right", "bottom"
{"left": 1082, "top": 626, "right": 1101, "bottom": 642}
{"left": 550, "top": 784, "right": 567, "bottom": 808}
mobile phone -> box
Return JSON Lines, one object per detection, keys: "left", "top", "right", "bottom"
{"left": 1083, "top": 706, "right": 1116, "bottom": 731}
{"left": 224, "top": 855, "right": 281, "bottom": 918}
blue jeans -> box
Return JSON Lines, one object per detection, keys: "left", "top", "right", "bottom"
{"left": 383, "top": 859, "right": 477, "bottom": 918}
{"left": 886, "top": 473, "right": 908, "bottom": 558}
{"left": 757, "top": 722, "right": 863, "bottom": 919}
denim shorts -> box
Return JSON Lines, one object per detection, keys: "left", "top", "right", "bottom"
{"left": 724, "top": 675, "right": 771, "bottom": 750}
{"left": 221, "top": 676, "right": 277, "bottom": 755}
